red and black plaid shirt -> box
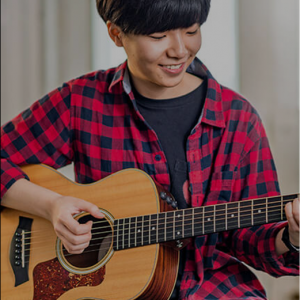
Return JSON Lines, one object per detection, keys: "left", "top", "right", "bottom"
{"left": 1, "top": 58, "right": 298, "bottom": 299}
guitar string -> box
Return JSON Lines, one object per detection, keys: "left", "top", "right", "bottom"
{"left": 20, "top": 195, "right": 295, "bottom": 238}
{"left": 20, "top": 198, "right": 293, "bottom": 243}
{"left": 20, "top": 206, "right": 287, "bottom": 260}
{"left": 21, "top": 213, "right": 285, "bottom": 264}
{"left": 20, "top": 199, "right": 288, "bottom": 245}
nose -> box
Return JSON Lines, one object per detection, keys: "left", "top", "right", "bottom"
{"left": 167, "top": 32, "right": 188, "bottom": 59}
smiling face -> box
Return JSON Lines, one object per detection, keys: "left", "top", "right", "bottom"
{"left": 107, "top": 22, "right": 202, "bottom": 99}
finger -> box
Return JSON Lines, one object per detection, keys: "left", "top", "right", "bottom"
{"left": 55, "top": 222, "right": 92, "bottom": 253}
{"left": 77, "top": 200, "right": 105, "bottom": 219}
{"left": 59, "top": 234, "right": 90, "bottom": 254}
{"left": 285, "top": 202, "right": 298, "bottom": 231}
{"left": 292, "top": 198, "right": 299, "bottom": 226}
{"left": 63, "top": 214, "right": 93, "bottom": 236}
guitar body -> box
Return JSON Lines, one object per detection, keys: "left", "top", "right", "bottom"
{"left": 1, "top": 165, "right": 179, "bottom": 300}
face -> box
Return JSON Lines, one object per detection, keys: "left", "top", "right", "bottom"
{"left": 109, "top": 23, "right": 202, "bottom": 99}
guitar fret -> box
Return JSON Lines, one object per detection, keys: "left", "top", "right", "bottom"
{"left": 134, "top": 216, "right": 137, "bottom": 247}
{"left": 129, "top": 217, "right": 136, "bottom": 248}
{"left": 215, "top": 204, "right": 226, "bottom": 232}
{"left": 192, "top": 208, "right": 195, "bottom": 236}
{"left": 165, "top": 212, "right": 167, "bottom": 242}
{"left": 202, "top": 206, "right": 204, "bottom": 235}
{"left": 158, "top": 213, "right": 165, "bottom": 243}
{"left": 166, "top": 211, "right": 174, "bottom": 242}
{"left": 184, "top": 209, "right": 193, "bottom": 238}
{"left": 124, "top": 218, "right": 129, "bottom": 249}
{"left": 115, "top": 219, "right": 119, "bottom": 250}
{"left": 253, "top": 198, "right": 266, "bottom": 226}
{"left": 118, "top": 218, "right": 124, "bottom": 250}
{"left": 203, "top": 206, "right": 214, "bottom": 234}
{"left": 143, "top": 215, "right": 149, "bottom": 245}
{"left": 173, "top": 211, "right": 175, "bottom": 241}
{"left": 227, "top": 202, "right": 239, "bottom": 230}
{"left": 281, "top": 196, "right": 283, "bottom": 220}
{"left": 266, "top": 198, "right": 268, "bottom": 223}
{"left": 141, "top": 216, "right": 144, "bottom": 246}
{"left": 149, "top": 214, "right": 157, "bottom": 244}
{"left": 136, "top": 216, "right": 143, "bottom": 247}
{"left": 156, "top": 214, "right": 159, "bottom": 243}
{"left": 182, "top": 210, "right": 185, "bottom": 238}
{"left": 193, "top": 207, "right": 203, "bottom": 236}
{"left": 225, "top": 203, "right": 228, "bottom": 230}
{"left": 128, "top": 217, "right": 131, "bottom": 248}
{"left": 251, "top": 199, "right": 254, "bottom": 226}
{"left": 268, "top": 196, "right": 281, "bottom": 223}
{"left": 240, "top": 200, "right": 252, "bottom": 228}
{"left": 213, "top": 205, "right": 216, "bottom": 233}
{"left": 238, "top": 201, "right": 240, "bottom": 228}
{"left": 148, "top": 215, "right": 151, "bottom": 245}
{"left": 175, "top": 211, "right": 183, "bottom": 240}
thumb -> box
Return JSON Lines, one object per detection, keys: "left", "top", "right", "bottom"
{"left": 77, "top": 199, "right": 104, "bottom": 219}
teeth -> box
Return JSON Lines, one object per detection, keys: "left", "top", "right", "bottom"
{"left": 165, "top": 64, "right": 182, "bottom": 70}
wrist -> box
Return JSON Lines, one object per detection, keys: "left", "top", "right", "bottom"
{"left": 281, "top": 225, "right": 300, "bottom": 253}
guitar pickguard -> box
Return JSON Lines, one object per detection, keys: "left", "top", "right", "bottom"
{"left": 32, "top": 258, "right": 105, "bottom": 300}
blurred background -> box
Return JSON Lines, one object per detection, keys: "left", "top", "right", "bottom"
{"left": 1, "top": 0, "right": 299, "bottom": 298}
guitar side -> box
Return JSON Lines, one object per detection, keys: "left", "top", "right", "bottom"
{"left": 1, "top": 165, "right": 179, "bottom": 300}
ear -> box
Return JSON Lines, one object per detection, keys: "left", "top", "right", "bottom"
{"left": 106, "top": 21, "right": 124, "bottom": 47}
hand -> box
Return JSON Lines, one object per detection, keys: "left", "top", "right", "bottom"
{"left": 49, "top": 196, "right": 104, "bottom": 254}
{"left": 285, "top": 197, "right": 300, "bottom": 247}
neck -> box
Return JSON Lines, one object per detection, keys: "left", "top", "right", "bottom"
{"left": 130, "top": 72, "right": 203, "bottom": 100}
{"left": 112, "top": 193, "right": 299, "bottom": 251}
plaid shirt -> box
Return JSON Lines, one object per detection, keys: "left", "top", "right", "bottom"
{"left": 1, "top": 58, "right": 299, "bottom": 299}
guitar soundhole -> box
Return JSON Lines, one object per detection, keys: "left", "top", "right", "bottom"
{"left": 62, "top": 215, "right": 112, "bottom": 269}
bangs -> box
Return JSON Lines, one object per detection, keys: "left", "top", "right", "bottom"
{"left": 98, "top": 0, "right": 210, "bottom": 35}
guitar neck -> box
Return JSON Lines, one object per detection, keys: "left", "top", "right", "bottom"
{"left": 113, "top": 194, "right": 299, "bottom": 251}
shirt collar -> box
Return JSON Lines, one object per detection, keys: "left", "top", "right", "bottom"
{"left": 108, "top": 61, "right": 129, "bottom": 93}
{"left": 187, "top": 58, "right": 225, "bottom": 128}
{"left": 109, "top": 58, "right": 225, "bottom": 128}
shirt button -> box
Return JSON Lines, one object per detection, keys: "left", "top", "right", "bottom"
{"left": 155, "top": 154, "right": 161, "bottom": 161}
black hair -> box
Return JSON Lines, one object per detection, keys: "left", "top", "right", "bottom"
{"left": 96, "top": 0, "right": 211, "bottom": 35}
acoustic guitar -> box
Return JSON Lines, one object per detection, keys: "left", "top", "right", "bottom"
{"left": 1, "top": 164, "right": 297, "bottom": 300}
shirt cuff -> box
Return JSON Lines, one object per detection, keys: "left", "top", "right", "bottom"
{"left": 258, "top": 222, "right": 299, "bottom": 275}
{"left": 1, "top": 160, "right": 29, "bottom": 199}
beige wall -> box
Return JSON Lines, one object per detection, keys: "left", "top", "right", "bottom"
{"left": 239, "top": 2, "right": 299, "bottom": 299}
{"left": 1, "top": 0, "right": 92, "bottom": 124}
{"left": 1, "top": 1, "right": 299, "bottom": 299}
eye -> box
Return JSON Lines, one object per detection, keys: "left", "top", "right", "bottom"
{"left": 149, "top": 35, "right": 166, "bottom": 40}
{"left": 187, "top": 29, "right": 198, "bottom": 35}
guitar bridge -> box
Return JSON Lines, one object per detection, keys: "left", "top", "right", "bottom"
{"left": 9, "top": 216, "right": 33, "bottom": 286}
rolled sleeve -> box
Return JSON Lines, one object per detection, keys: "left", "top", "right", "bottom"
{"left": 1, "top": 83, "right": 73, "bottom": 200}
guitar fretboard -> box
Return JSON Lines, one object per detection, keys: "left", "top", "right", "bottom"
{"left": 113, "top": 194, "right": 298, "bottom": 251}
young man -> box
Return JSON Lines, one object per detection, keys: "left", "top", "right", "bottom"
{"left": 1, "top": 0, "right": 299, "bottom": 299}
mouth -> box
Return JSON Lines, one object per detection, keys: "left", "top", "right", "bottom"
{"left": 164, "top": 64, "right": 183, "bottom": 70}
{"left": 159, "top": 63, "right": 185, "bottom": 73}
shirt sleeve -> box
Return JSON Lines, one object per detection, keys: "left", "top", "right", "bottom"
{"left": 216, "top": 117, "right": 299, "bottom": 277}
{"left": 1, "top": 82, "right": 73, "bottom": 199}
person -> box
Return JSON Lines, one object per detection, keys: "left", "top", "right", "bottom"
{"left": 1, "top": 0, "right": 299, "bottom": 299}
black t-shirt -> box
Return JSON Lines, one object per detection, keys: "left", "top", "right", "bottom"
{"left": 134, "top": 77, "right": 207, "bottom": 299}
{"left": 135, "top": 79, "right": 206, "bottom": 209}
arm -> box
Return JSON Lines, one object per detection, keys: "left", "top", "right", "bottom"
{"left": 217, "top": 118, "right": 299, "bottom": 276}
{"left": 1, "top": 83, "right": 103, "bottom": 253}
{"left": 1, "top": 178, "right": 103, "bottom": 253}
